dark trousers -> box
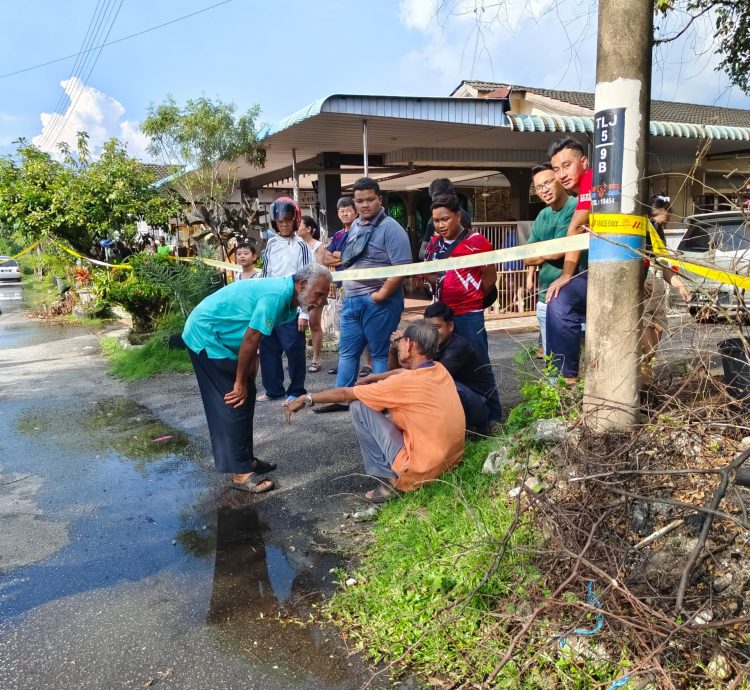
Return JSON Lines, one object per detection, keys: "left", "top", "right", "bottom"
{"left": 456, "top": 381, "right": 491, "bottom": 434}
{"left": 546, "top": 272, "right": 587, "bottom": 378}
{"left": 188, "top": 348, "right": 256, "bottom": 474}
{"left": 259, "top": 320, "right": 307, "bottom": 399}
{"left": 453, "top": 311, "right": 502, "bottom": 422}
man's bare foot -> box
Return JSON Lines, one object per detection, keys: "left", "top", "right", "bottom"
{"left": 233, "top": 472, "right": 253, "bottom": 484}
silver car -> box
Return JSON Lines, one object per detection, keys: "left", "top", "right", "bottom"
{"left": 675, "top": 211, "right": 750, "bottom": 317}
{"left": 0, "top": 257, "right": 21, "bottom": 282}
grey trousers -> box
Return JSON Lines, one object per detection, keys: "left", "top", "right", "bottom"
{"left": 350, "top": 401, "right": 403, "bottom": 480}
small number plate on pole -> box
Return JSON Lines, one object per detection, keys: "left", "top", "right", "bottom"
{"left": 592, "top": 107, "right": 625, "bottom": 213}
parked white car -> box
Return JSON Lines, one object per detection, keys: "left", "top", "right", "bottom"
{"left": 675, "top": 211, "right": 750, "bottom": 317}
{"left": 0, "top": 257, "right": 21, "bottom": 282}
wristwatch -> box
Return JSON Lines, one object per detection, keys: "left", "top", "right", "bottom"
{"left": 304, "top": 394, "right": 314, "bottom": 407}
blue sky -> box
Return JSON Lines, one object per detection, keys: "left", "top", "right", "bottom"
{"left": 1, "top": 0, "right": 749, "bottom": 160}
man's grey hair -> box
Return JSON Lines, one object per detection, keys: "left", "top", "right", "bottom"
{"left": 403, "top": 319, "right": 439, "bottom": 359}
{"left": 293, "top": 263, "right": 332, "bottom": 285}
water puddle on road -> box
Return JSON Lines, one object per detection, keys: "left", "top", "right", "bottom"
{"left": 16, "top": 397, "right": 191, "bottom": 466}
{"left": 8, "top": 397, "right": 375, "bottom": 687}
{"left": 191, "top": 494, "right": 360, "bottom": 685}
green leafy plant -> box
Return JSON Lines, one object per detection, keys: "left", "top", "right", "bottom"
{"left": 129, "top": 252, "right": 220, "bottom": 318}
{"left": 96, "top": 270, "right": 169, "bottom": 333}
{"left": 504, "top": 348, "right": 581, "bottom": 434}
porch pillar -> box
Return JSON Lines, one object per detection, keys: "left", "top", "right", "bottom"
{"left": 500, "top": 168, "right": 533, "bottom": 221}
{"left": 317, "top": 152, "right": 342, "bottom": 238}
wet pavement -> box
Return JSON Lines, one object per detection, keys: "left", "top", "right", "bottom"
{"left": 0, "top": 284, "right": 398, "bottom": 690}
{"left": 0, "top": 282, "right": 539, "bottom": 690}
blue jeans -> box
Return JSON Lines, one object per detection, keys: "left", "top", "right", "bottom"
{"left": 259, "top": 320, "right": 307, "bottom": 399}
{"left": 336, "top": 291, "right": 404, "bottom": 388}
{"left": 546, "top": 272, "right": 587, "bottom": 378}
{"left": 453, "top": 311, "right": 502, "bottom": 423}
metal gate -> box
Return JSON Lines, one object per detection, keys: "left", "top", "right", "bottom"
{"left": 472, "top": 221, "right": 537, "bottom": 317}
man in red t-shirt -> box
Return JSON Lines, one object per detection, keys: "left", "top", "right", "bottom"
{"left": 423, "top": 194, "right": 501, "bottom": 424}
{"left": 545, "top": 138, "right": 591, "bottom": 381}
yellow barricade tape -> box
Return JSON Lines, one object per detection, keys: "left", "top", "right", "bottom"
{"left": 648, "top": 224, "right": 750, "bottom": 291}
{"left": 590, "top": 214, "right": 648, "bottom": 236}
{"left": 11, "top": 228, "right": 750, "bottom": 296}
{"left": 331, "top": 233, "right": 591, "bottom": 283}
{"left": 0, "top": 241, "right": 41, "bottom": 264}
{"left": 53, "top": 241, "right": 132, "bottom": 270}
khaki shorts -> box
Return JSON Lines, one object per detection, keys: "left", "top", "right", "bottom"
{"left": 643, "top": 274, "right": 668, "bottom": 333}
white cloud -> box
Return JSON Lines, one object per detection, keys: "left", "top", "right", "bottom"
{"left": 32, "top": 77, "right": 153, "bottom": 161}
{"left": 398, "top": 0, "right": 435, "bottom": 30}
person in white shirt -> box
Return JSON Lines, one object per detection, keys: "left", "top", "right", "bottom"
{"left": 257, "top": 198, "right": 311, "bottom": 402}
{"left": 297, "top": 215, "right": 325, "bottom": 372}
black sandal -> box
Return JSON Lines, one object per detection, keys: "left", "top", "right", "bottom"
{"left": 250, "top": 457, "right": 277, "bottom": 475}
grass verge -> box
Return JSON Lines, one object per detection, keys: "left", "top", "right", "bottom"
{"left": 101, "top": 313, "right": 192, "bottom": 380}
{"left": 326, "top": 439, "right": 541, "bottom": 686}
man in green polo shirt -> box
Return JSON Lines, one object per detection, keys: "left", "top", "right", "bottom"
{"left": 524, "top": 163, "right": 586, "bottom": 355}
{"left": 182, "top": 263, "right": 332, "bottom": 492}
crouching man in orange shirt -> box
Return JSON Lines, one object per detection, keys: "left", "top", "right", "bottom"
{"left": 285, "top": 319, "right": 465, "bottom": 502}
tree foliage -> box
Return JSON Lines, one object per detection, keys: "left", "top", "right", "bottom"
{"left": 655, "top": 0, "right": 750, "bottom": 94}
{"left": 0, "top": 134, "right": 182, "bottom": 252}
{"left": 140, "top": 96, "right": 266, "bottom": 212}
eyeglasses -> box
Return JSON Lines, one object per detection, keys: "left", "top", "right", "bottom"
{"left": 533, "top": 179, "right": 556, "bottom": 193}
{"left": 390, "top": 336, "right": 404, "bottom": 347}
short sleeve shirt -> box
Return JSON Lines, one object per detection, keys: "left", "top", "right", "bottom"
{"left": 182, "top": 277, "right": 296, "bottom": 360}
{"left": 342, "top": 209, "right": 413, "bottom": 297}
{"left": 326, "top": 229, "right": 349, "bottom": 271}
{"left": 527, "top": 197, "right": 584, "bottom": 303}
{"left": 576, "top": 168, "right": 593, "bottom": 212}
{"left": 425, "top": 232, "right": 494, "bottom": 314}
{"left": 353, "top": 362, "right": 465, "bottom": 491}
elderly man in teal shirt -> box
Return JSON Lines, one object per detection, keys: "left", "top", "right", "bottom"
{"left": 183, "top": 263, "right": 332, "bottom": 492}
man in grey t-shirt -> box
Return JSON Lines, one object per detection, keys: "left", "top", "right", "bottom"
{"left": 316, "top": 177, "right": 412, "bottom": 413}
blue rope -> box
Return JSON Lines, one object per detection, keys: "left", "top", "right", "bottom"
{"left": 573, "top": 581, "right": 605, "bottom": 636}
{"left": 606, "top": 675, "right": 631, "bottom": 689}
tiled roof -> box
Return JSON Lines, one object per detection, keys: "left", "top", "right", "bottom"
{"left": 457, "top": 80, "right": 750, "bottom": 128}
{"left": 508, "top": 113, "right": 750, "bottom": 141}
{"left": 141, "top": 163, "right": 181, "bottom": 183}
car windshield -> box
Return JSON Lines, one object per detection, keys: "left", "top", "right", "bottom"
{"left": 678, "top": 216, "right": 750, "bottom": 253}
{"left": 0, "top": 259, "right": 18, "bottom": 267}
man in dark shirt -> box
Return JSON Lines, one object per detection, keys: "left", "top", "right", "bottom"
{"left": 376, "top": 301, "right": 497, "bottom": 435}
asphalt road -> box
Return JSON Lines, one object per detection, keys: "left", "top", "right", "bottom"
{"left": 0, "top": 283, "right": 536, "bottom": 690}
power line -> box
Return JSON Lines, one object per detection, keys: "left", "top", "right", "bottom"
{"left": 0, "top": 0, "right": 234, "bottom": 81}
{"left": 38, "top": 0, "right": 115, "bottom": 151}
{"left": 41, "top": 0, "right": 124, "bottom": 152}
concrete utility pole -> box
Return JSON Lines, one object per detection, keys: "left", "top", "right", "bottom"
{"left": 583, "top": 0, "right": 652, "bottom": 430}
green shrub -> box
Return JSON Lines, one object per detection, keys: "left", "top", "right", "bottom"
{"left": 503, "top": 350, "right": 582, "bottom": 435}
{"left": 94, "top": 269, "right": 169, "bottom": 333}
{"left": 130, "top": 252, "right": 221, "bottom": 318}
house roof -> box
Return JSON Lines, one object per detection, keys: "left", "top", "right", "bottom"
{"left": 141, "top": 163, "right": 182, "bottom": 185}
{"left": 454, "top": 80, "right": 750, "bottom": 128}
{"left": 257, "top": 94, "right": 510, "bottom": 141}
{"left": 508, "top": 113, "right": 750, "bottom": 141}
